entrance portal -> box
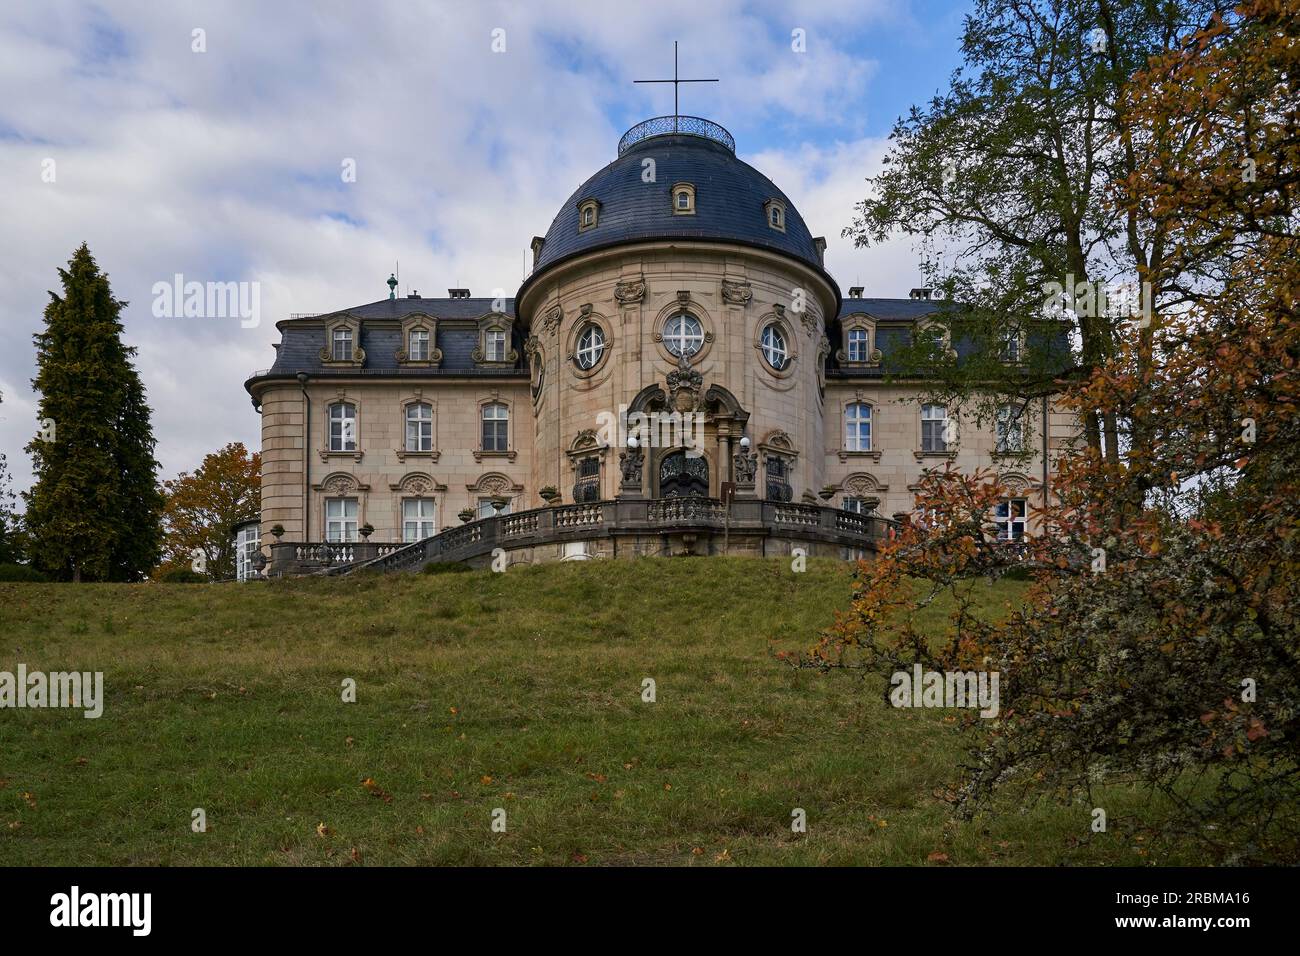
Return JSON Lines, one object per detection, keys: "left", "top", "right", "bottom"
{"left": 658, "top": 451, "right": 709, "bottom": 498}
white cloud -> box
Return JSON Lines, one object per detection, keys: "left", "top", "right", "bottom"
{"left": 0, "top": 0, "right": 928, "bottom": 497}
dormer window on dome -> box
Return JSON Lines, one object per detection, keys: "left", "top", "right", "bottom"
{"left": 764, "top": 199, "right": 787, "bottom": 233}
{"left": 672, "top": 182, "right": 696, "bottom": 216}
{"left": 577, "top": 198, "right": 600, "bottom": 233}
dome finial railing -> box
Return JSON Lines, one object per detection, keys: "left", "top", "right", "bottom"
{"left": 618, "top": 116, "right": 735, "bottom": 155}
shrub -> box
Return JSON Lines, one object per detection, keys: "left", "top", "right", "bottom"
{"left": 0, "top": 562, "right": 49, "bottom": 583}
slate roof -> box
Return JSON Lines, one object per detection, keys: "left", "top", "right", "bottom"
{"left": 249, "top": 297, "right": 527, "bottom": 386}
{"left": 531, "top": 132, "right": 824, "bottom": 277}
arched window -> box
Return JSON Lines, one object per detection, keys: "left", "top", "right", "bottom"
{"left": 662, "top": 313, "right": 704, "bottom": 357}
{"left": 760, "top": 324, "right": 788, "bottom": 370}
{"left": 328, "top": 402, "right": 357, "bottom": 452}
{"left": 405, "top": 402, "right": 433, "bottom": 452}
{"left": 845, "top": 403, "right": 872, "bottom": 451}
{"left": 481, "top": 403, "right": 509, "bottom": 452}
{"left": 575, "top": 324, "right": 606, "bottom": 370}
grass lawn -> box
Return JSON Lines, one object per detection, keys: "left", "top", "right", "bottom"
{"left": 0, "top": 557, "right": 1208, "bottom": 866}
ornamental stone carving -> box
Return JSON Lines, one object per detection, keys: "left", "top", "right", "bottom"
{"left": 618, "top": 447, "right": 644, "bottom": 485}
{"left": 541, "top": 304, "right": 563, "bottom": 337}
{"left": 733, "top": 451, "right": 758, "bottom": 483}
{"left": 720, "top": 279, "right": 752, "bottom": 305}
{"left": 614, "top": 279, "right": 645, "bottom": 304}
{"left": 666, "top": 352, "right": 705, "bottom": 414}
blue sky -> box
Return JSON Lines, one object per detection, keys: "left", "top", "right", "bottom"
{"left": 0, "top": 0, "right": 973, "bottom": 494}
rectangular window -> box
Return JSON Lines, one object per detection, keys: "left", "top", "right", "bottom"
{"left": 921, "top": 404, "right": 949, "bottom": 452}
{"left": 765, "top": 456, "right": 792, "bottom": 502}
{"left": 847, "top": 328, "right": 868, "bottom": 362}
{"left": 409, "top": 330, "right": 429, "bottom": 362}
{"left": 478, "top": 497, "right": 512, "bottom": 519}
{"left": 845, "top": 403, "right": 872, "bottom": 451}
{"left": 996, "top": 405, "right": 1025, "bottom": 453}
{"left": 1000, "top": 329, "right": 1021, "bottom": 363}
{"left": 842, "top": 497, "right": 867, "bottom": 514}
{"left": 329, "top": 403, "right": 357, "bottom": 452}
{"left": 481, "top": 403, "right": 508, "bottom": 452}
{"left": 402, "top": 498, "right": 436, "bottom": 542}
{"left": 405, "top": 403, "right": 433, "bottom": 452}
{"left": 332, "top": 328, "right": 353, "bottom": 362}
{"left": 486, "top": 330, "right": 507, "bottom": 362}
{"left": 325, "top": 498, "right": 358, "bottom": 543}
{"left": 236, "top": 524, "right": 260, "bottom": 581}
{"left": 573, "top": 457, "right": 600, "bottom": 503}
{"left": 994, "top": 498, "right": 1027, "bottom": 540}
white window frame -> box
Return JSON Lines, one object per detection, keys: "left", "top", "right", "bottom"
{"left": 575, "top": 324, "right": 605, "bottom": 370}
{"left": 994, "top": 498, "right": 1028, "bottom": 540}
{"left": 329, "top": 402, "right": 357, "bottom": 452}
{"left": 995, "top": 404, "right": 1025, "bottom": 453}
{"left": 485, "top": 329, "right": 507, "bottom": 362}
{"left": 842, "top": 497, "right": 868, "bottom": 515}
{"left": 847, "top": 328, "right": 869, "bottom": 362}
{"left": 760, "top": 323, "right": 788, "bottom": 370}
{"left": 921, "top": 403, "right": 949, "bottom": 452}
{"left": 332, "top": 327, "right": 353, "bottom": 362}
{"left": 845, "top": 402, "right": 872, "bottom": 452}
{"left": 325, "top": 498, "right": 358, "bottom": 543}
{"left": 662, "top": 313, "right": 704, "bottom": 357}
{"left": 236, "top": 524, "right": 260, "bottom": 581}
{"left": 402, "top": 498, "right": 437, "bottom": 542}
{"left": 481, "top": 402, "right": 509, "bottom": 452}
{"left": 408, "top": 329, "right": 430, "bottom": 362}
{"left": 405, "top": 402, "right": 433, "bottom": 452}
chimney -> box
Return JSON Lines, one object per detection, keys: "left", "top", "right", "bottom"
{"left": 909, "top": 287, "right": 933, "bottom": 300}
{"left": 408, "top": 290, "right": 421, "bottom": 299}
{"left": 848, "top": 286, "right": 864, "bottom": 298}
{"left": 530, "top": 236, "right": 546, "bottom": 273}
{"left": 448, "top": 288, "right": 471, "bottom": 299}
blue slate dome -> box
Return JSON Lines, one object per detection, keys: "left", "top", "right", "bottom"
{"left": 530, "top": 116, "right": 824, "bottom": 277}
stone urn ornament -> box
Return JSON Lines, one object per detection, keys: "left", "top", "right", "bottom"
{"left": 359, "top": 522, "right": 374, "bottom": 540}
{"left": 818, "top": 486, "right": 837, "bottom": 502}
{"left": 539, "top": 486, "right": 560, "bottom": 505}
{"left": 458, "top": 507, "right": 475, "bottom": 524}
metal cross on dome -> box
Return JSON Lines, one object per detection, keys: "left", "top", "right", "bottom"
{"left": 633, "top": 41, "right": 718, "bottom": 130}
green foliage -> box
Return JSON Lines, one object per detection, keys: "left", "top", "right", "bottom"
{"left": 159, "top": 442, "right": 260, "bottom": 581}
{"left": 0, "top": 562, "right": 48, "bottom": 583}
{"left": 155, "top": 566, "right": 207, "bottom": 584}
{"left": 421, "top": 561, "right": 474, "bottom": 575}
{"left": 23, "top": 244, "right": 164, "bottom": 582}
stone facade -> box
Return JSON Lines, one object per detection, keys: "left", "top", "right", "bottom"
{"left": 245, "top": 119, "right": 1075, "bottom": 558}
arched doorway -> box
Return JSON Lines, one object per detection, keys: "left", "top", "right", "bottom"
{"left": 658, "top": 450, "right": 709, "bottom": 498}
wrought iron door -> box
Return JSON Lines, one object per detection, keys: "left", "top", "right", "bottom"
{"left": 658, "top": 450, "right": 709, "bottom": 498}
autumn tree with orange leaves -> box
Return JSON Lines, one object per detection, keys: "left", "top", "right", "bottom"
{"left": 812, "top": 1, "right": 1299, "bottom": 862}
{"left": 158, "top": 442, "right": 260, "bottom": 581}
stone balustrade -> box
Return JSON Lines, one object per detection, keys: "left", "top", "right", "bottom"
{"left": 266, "top": 498, "right": 894, "bottom": 578}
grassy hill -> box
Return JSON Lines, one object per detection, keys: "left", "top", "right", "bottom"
{"left": 0, "top": 558, "right": 1205, "bottom": 865}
